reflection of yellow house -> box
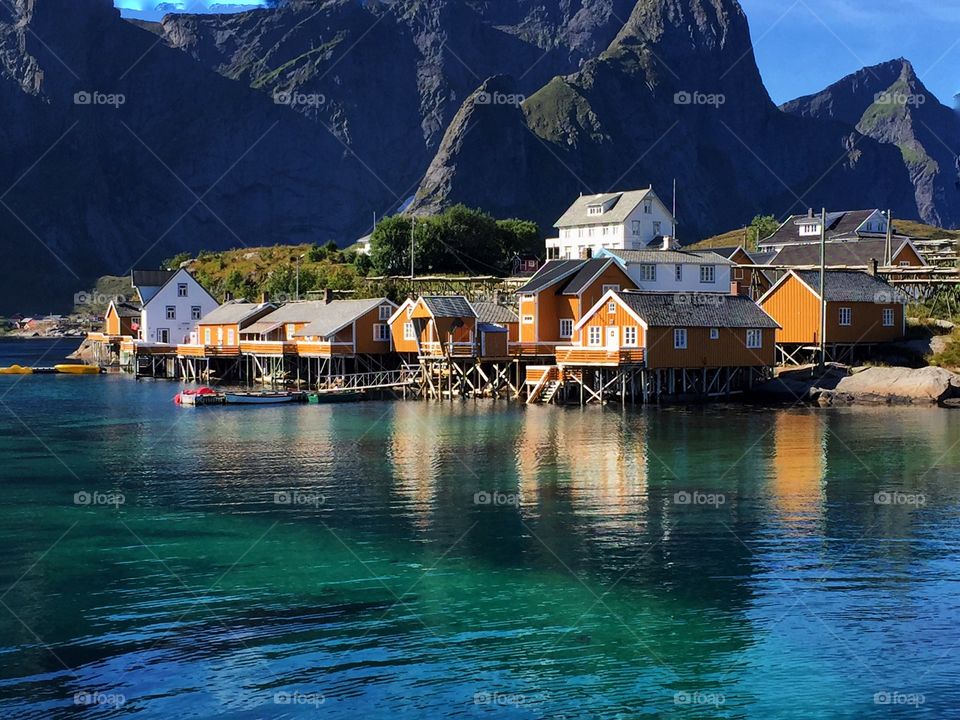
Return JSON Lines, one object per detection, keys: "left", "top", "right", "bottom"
{"left": 771, "top": 411, "right": 825, "bottom": 523}
{"left": 388, "top": 405, "right": 440, "bottom": 530}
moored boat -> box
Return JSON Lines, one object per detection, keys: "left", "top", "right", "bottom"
{"left": 308, "top": 391, "right": 364, "bottom": 404}
{"left": 224, "top": 391, "right": 305, "bottom": 405}
{"left": 54, "top": 364, "right": 100, "bottom": 375}
{"left": 0, "top": 365, "right": 33, "bottom": 375}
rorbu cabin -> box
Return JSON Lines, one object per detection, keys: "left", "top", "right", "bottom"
{"left": 388, "top": 296, "right": 477, "bottom": 359}
{"left": 514, "top": 258, "right": 636, "bottom": 357}
{"left": 103, "top": 300, "right": 140, "bottom": 338}
{"left": 292, "top": 298, "right": 398, "bottom": 358}
{"left": 189, "top": 301, "right": 276, "bottom": 355}
{"left": 473, "top": 302, "right": 519, "bottom": 359}
{"left": 758, "top": 269, "right": 906, "bottom": 363}
{"left": 558, "top": 290, "right": 779, "bottom": 370}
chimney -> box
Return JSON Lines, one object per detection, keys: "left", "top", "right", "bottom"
{"left": 224, "top": 291, "right": 233, "bottom": 302}
{"left": 323, "top": 288, "right": 333, "bottom": 304}
{"left": 868, "top": 259, "right": 879, "bottom": 276}
{"left": 661, "top": 236, "right": 671, "bottom": 251}
{"left": 808, "top": 208, "right": 814, "bottom": 218}
{"left": 260, "top": 291, "right": 269, "bottom": 304}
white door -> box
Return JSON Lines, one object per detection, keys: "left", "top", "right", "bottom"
{"left": 606, "top": 327, "right": 619, "bottom": 350}
{"left": 157, "top": 328, "right": 170, "bottom": 344}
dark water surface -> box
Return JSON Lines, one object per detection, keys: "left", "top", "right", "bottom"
{"left": 0, "top": 339, "right": 958, "bottom": 718}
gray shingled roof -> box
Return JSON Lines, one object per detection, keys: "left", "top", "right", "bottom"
{"left": 473, "top": 302, "right": 518, "bottom": 325}
{"left": 294, "top": 298, "right": 392, "bottom": 337}
{"left": 256, "top": 300, "right": 361, "bottom": 325}
{"left": 762, "top": 210, "right": 882, "bottom": 246}
{"left": 198, "top": 301, "right": 275, "bottom": 326}
{"left": 132, "top": 269, "right": 175, "bottom": 288}
{"left": 554, "top": 189, "right": 654, "bottom": 228}
{"left": 770, "top": 239, "right": 912, "bottom": 267}
{"left": 561, "top": 258, "right": 618, "bottom": 295}
{"left": 114, "top": 301, "right": 142, "bottom": 318}
{"left": 790, "top": 270, "right": 906, "bottom": 303}
{"left": 420, "top": 296, "right": 476, "bottom": 318}
{"left": 605, "top": 248, "right": 734, "bottom": 266}
{"left": 515, "top": 260, "right": 585, "bottom": 294}
{"left": 617, "top": 291, "right": 780, "bottom": 328}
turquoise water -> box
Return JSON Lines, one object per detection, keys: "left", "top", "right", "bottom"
{"left": 1, "top": 338, "right": 958, "bottom": 718}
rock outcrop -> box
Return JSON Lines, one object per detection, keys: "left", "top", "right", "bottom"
{"left": 815, "top": 366, "right": 960, "bottom": 406}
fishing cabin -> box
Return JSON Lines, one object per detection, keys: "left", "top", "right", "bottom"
{"left": 527, "top": 290, "right": 779, "bottom": 404}
{"left": 757, "top": 269, "right": 907, "bottom": 364}
{"left": 473, "top": 302, "right": 519, "bottom": 359}
{"left": 514, "top": 258, "right": 636, "bottom": 358}
{"left": 388, "top": 296, "right": 477, "bottom": 359}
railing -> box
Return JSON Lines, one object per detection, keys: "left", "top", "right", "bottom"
{"left": 239, "top": 340, "right": 298, "bottom": 356}
{"left": 525, "top": 365, "right": 560, "bottom": 404}
{"left": 555, "top": 346, "right": 645, "bottom": 366}
{"left": 86, "top": 332, "right": 127, "bottom": 343}
{"left": 296, "top": 341, "right": 355, "bottom": 357}
{"left": 418, "top": 341, "right": 476, "bottom": 358}
{"left": 121, "top": 341, "right": 178, "bottom": 355}
{"left": 509, "top": 342, "right": 559, "bottom": 358}
{"left": 524, "top": 365, "right": 559, "bottom": 385}
{"left": 176, "top": 344, "right": 241, "bottom": 358}
{"left": 316, "top": 367, "right": 421, "bottom": 391}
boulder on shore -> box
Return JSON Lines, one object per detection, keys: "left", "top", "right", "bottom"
{"left": 67, "top": 339, "right": 96, "bottom": 364}
{"left": 815, "top": 366, "right": 960, "bottom": 406}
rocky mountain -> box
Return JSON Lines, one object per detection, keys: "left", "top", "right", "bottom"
{"left": 782, "top": 59, "right": 960, "bottom": 229}
{"left": 409, "top": 0, "right": 921, "bottom": 239}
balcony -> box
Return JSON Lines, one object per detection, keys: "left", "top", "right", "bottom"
{"left": 296, "top": 341, "right": 355, "bottom": 358}
{"left": 418, "top": 341, "right": 476, "bottom": 359}
{"left": 508, "top": 342, "right": 559, "bottom": 358}
{"left": 239, "top": 340, "right": 298, "bottom": 356}
{"left": 176, "top": 344, "right": 241, "bottom": 358}
{"left": 555, "top": 346, "right": 645, "bottom": 366}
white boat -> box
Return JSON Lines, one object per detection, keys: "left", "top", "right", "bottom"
{"left": 223, "top": 391, "right": 303, "bottom": 405}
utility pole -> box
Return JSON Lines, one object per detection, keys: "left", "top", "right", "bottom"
{"left": 885, "top": 208, "right": 893, "bottom": 266}
{"left": 818, "top": 207, "right": 827, "bottom": 369}
{"left": 672, "top": 178, "right": 677, "bottom": 239}
{"left": 410, "top": 215, "right": 415, "bottom": 279}
{"left": 295, "top": 254, "right": 300, "bottom": 301}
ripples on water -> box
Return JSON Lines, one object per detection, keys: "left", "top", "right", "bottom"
{"left": 0, "top": 340, "right": 958, "bottom": 718}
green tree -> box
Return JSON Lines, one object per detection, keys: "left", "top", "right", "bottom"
{"left": 370, "top": 215, "right": 414, "bottom": 275}
{"left": 496, "top": 218, "right": 541, "bottom": 263}
{"left": 748, "top": 214, "right": 780, "bottom": 250}
{"left": 163, "top": 251, "right": 192, "bottom": 269}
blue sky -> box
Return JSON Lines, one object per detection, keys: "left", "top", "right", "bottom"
{"left": 116, "top": 0, "right": 958, "bottom": 106}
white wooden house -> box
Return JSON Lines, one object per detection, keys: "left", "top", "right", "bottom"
{"left": 132, "top": 268, "right": 219, "bottom": 345}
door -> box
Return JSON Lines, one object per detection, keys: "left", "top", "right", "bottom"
{"left": 606, "top": 326, "right": 619, "bottom": 350}
{"left": 157, "top": 328, "right": 170, "bottom": 344}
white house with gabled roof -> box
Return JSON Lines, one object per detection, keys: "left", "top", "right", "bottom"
{"left": 546, "top": 188, "right": 676, "bottom": 260}
{"left": 134, "top": 268, "right": 219, "bottom": 345}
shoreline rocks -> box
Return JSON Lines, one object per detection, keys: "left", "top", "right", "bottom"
{"left": 815, "top": 366, "right": 960, "bottom": 406}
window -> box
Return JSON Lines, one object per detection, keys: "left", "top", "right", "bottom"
{"left": 191, "top": 306, "right": 201, "bottom": 321}
{"left": 732, "top": 268, "right": 743, "bottom": 281}
{"left": 632, "top": 220, "right": 641, "bottom": 235}
{"left": 287, "top": 324, "right": 297, "bottom": 339}
{"left": 602, "top": 284, "right": 620, "bottom": 293}
{"left": 203, "top": 328, "right": 211, "bottom": 345}
{"left": 373, "top": 323, "right": 390, "bottom": 341}
{"left": 644, "top": 200, "right": 652, "bottom": 214}
{"left": 522, "top": 315, "right": 534, "bottom": 325}
{"left": 403, "top": 322, "right": 415, "bottom": 341}
{"left": 699, "top": 265, "right": 716, "bottom": 283}
{"left": 675, "top": 265, "right": 682, "bottom": 282}
{"left": 588, "top": 204, "right": 602, "bottom": 215}
{"left": 746, "top": 329, "right": 762, "bottom": 348}
{"left": 899, "top": 261, "right": 910, "bottom": 267}
{"left": 379, "top": 305, "right": 392, "bottom": 320}
{"left": 839, "top": 307, "right": 852, "bottom": 326}
{"left": 710, "top": 328, "right": 719, "bottom": 340}
{"left": 177, "top": 283, "right": 188, "bottom": 297}
{"left": 165, "top": 305, "right": 176, "bottom": 320}
{"left": 227, "top": 328, "right": 235, "bottom": 345}
{"left": 653, "top": 221, "right": 662, "bottom": 236}
{"left": 559, "top": 319, "right": 574, "bottom": 339}
{"left": 607, "top": 302, "right": 616, "bottom": 314}
{"left": 640, "top": 264, "right": 656, "bottom": 282}
{"left": 624, "top": 326, "right": 638, "bottom": 346}
{"left": 883, "top": 308, "right": 895, "bottom": 327}
{"left": 588, "top": 327, "right": 602, "bottom": 346}
{"left": 157, "top": 328, "right": 169, "bottom": 344}
{"left": 674, "top": 328, "right": 687, "bottom": 349}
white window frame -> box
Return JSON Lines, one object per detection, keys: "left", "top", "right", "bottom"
{"left": 699, "top": 265, "right": 716, "bottom": 284}
{"left": 379, "top": 305, "right": 392, "bottom": 320}
{"left": 882, "top": 308, "right": 895, "bottom": 327}
{"left": 710, "top": 328, "right": 719, "bottom": 340}
{"left": 839, "top": 307, "right": 852, "bottom": 326}
{"left": 588, "top": 327, "right": 602, "bottom": 346}
{"left": 165, "top": 305, "right": 176, "bottom": 320}
{"left": 674, "top": 328, "right": 687, "bottom": 349}
{"left": 286, "top": 323, "right": 297, "bottom": 339}
{"left": 732, "top": 268, "right": 743, "bottom": 281}
{"left": 746, "top": 329, "right": 762, "bottom": 349}
{"left": 403, "top": 322, "right": 415, "bottom": 341}
{"left": 607, "top": 302, "right": 617, "bottom": 314}
{"left": 653, "top": 221, "right": 661, "bottom": 236}
{"left": 624, "top": 326, "right": 638, "bottom": 346}
{"left": 157, "top": 328, "right": 170, "bottom": 344}
{"left": 640, "top": 264, "right": 656, "bottom": 282}
{"left": 632, "top": 220, "right": 641, "bottom": 235}
{"left": 177, "top": 283, "right": 188, "bottom": 297}
{"left": 373, "top": 323, "right": 390, "bottom": 341}
{"left": 643, "top": 200, "right": 652, "bottom": 214}
{"left": 522, "top": 315, "right": 535, "bottom": 325}
{"left": 559, "top": 318, "right": 573, "bottom": 339}
{"left": 227, "top": 328, "right": 235, "bottom": 346}
{"left": 602, "top": 284, "right": 620, "bottom": 293}
{"left": 203, "top": 327, "right": 211, "bottom": 345}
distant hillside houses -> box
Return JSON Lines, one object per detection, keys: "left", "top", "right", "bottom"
{"left": 546, "top": 188, "right": 676, "bottom": 261}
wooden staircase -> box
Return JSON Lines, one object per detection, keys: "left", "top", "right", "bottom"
{"left": 526, "top": 365, "right": 562, "bottom": 404}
